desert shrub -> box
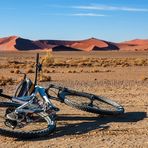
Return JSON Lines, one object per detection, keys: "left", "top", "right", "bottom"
{"left": 15, "top": 69, "right": 20, "bottom": 74}
{"left": 25, "top": 68, "right": 34, "bottom": 74}
{"left": 10, "top": 70, "right": 15, "bottom": 73}
{"left": 91, "top": 69, "right": 100, "bottom": 73}
{"left": 105, "top": 70, "right": 112, "bottom": 72}
{"left": 72, "top": 70, "right": 77, "bottom": 73}
{"left": 0, "top": 76, "right": 14, "bottom": 86}
{"left": 141, "top": 76, "right": 148, "bottom": 81}
{"left": 66, "top": 58, "right": 93, "bottom": 67}
{"left": 43, "top": 69, "right": 50, "bottom": 73}
{"left": 8, "top": 60, "right": 22, "bottom": 65}
{"left": 53, "top": 59, "right": 67, "bottom": 67}
{"left": 39, "top": 75, "right": 51, "bottom": 82}
{"left": 67, "top": 70, "right": 72, "bottom": 73}
{"left": 42, "top": 52, "right": 54, "bottom": 66}
{"left": 51, "top": 69, "right": 55, "bottom": 73}
{"left": 14, "top": 65, "right": 20, "bottom": 69}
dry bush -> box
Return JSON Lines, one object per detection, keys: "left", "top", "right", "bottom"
{"left": 15, "top": 69, "right": 20, "bottom": 74}
{"left": 8, "top": 60, "right": 24, "bottom": 65}
{"left": 134, "top": 58, "right": 148, "bottom": 66}
{"left": 42, "top": 52, "right": 54, "bottom": 66}
{"left": 14, "top": 65, "right": 20, "bottom": 69}
{"left": 51, "top": 69, "right": 55, "bottom": 73}
{"left": 91, "top": 69, "right": 100, "bottom": 73}
{"left": 121, "top": 63, "right": 130, "bottom": 67}
{"left": 73, "top": 70, "right": 77, "bottom": 73}
{"left": 67, "top": 70, "right": 72, "bottom": 73}
{"left": 67, "top": 70, "right": 78, "bottom": 73}
{"left": 0, "top": 76, "right": 15, "bottom": 86}
{"left": 25, "top": 68, "right": 34, "bottom": 74}
{"left": 10, "top": 70, "right": 15, "bottom": 73}
{"left": 105, "top": 70, "right": 112, "bottom": 72}
{"left": 43, "top": 69, "right": 50, "bottom": 73}
{"left": 141, "top": 76, "right": 148, "bottom": 81}
{"left": 39, "top": 74, "right": 51, "bottom": 82}
{"left": 0, "top": 64, "right": 7, "bottom": 69}
{"left": 8, "top": 60, "right": 28, "bottom": 69}
{"left": 52, "top": 59, "right": 67, "bottom": 67}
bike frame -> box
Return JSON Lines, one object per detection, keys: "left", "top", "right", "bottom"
{"left": 12, "top": 85, "right": 58, "bottom": 115}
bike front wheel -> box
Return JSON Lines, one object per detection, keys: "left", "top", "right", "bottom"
{"left": 61, "top": 89, "right": 124, "bottom": 115}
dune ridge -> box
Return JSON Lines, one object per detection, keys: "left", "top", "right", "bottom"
{"left": 0, "top": 36, "right": 148, "bottom": 51}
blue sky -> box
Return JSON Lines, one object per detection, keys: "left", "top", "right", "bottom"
{"left": 0, "top": 0, "right": 148, "bottom": 42}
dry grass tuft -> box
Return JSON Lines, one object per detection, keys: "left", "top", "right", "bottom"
{"left": 39, "top": 74, "right": 51, "bottom": 82}
{"left": 10, "top": 70, "right": 15, "bottom": 73}
{"left": 0, "top": 76, "right": 15, "bottom": 86}
{"left": 43, "top": 69, "right": 50, "bottom": 73}
{"left": 25, "top": 68, "right": 34, "bottom": 74}
{"left": 141, "top": 76, "right": 148, "bottom": 81}
{"left": 67, "top": 70, "right": 78, "bottom": 73}
{"left": 15, "top": 69, "right": 20, "bottom": 74}
{"left": 42, "top": 52, "right": 54, "bottom": 66}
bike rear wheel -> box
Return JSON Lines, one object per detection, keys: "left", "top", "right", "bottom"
{"left": 0, "top": 102, "right": 56, "bottom": 139}
{"left": 61, "top": 89, "right": 124, "bottom": 115}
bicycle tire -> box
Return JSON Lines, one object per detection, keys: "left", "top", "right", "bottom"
{"left": 60, "top": 89, "right": 124, "bottom": 115}
{"left": 0, "top": 102, "right": 56, "bottom": 139}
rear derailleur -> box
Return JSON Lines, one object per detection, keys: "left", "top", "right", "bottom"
{"left": 4, "top": 107, "right": 30, "bottom": 129}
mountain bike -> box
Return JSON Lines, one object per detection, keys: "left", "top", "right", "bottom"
{"left": 0, "top": 53, "right": 124, "bottom": 139}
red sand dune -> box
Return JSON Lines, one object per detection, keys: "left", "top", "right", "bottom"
{"left": 0, "top": 36, "right": 18, "bottom": 51}
{"left": 124, "top": 39, "right": 148, "bottom": 45}
{"left": 117, "top": 39, "right": 148, "bottom": 51}
{"left": 71, "top": 38, "right": 119, "bottom": 51}
{"left": 0, "top": 36, "right": 148, "bottom": 51}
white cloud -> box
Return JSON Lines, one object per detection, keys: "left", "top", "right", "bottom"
{"left": 42, "top": 13, "right": 107, "bottom": 17}
{"left": 73, "top": 5, "right": 148, "bottom": 12}
{"left": 71, "top": 13, "right": 107, "bottom": 17}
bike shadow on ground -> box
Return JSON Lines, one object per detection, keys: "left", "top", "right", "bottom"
{"left": 17, "top": 111, "right": 147, "bottom": 141}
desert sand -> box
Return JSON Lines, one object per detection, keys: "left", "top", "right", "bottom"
{"left": 0, "top": 51, "right": 148, "bottom": 148}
